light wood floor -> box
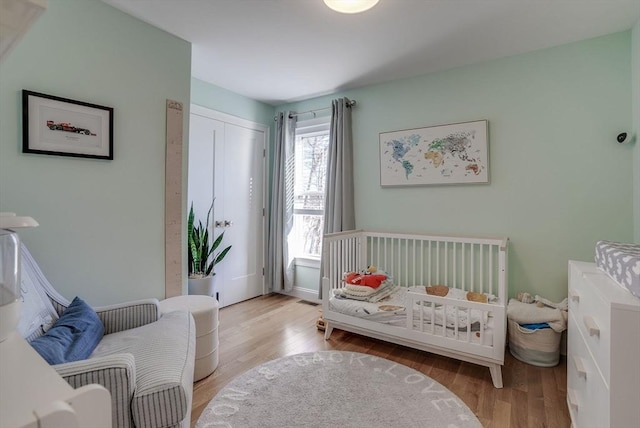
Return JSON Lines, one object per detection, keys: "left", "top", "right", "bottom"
{"left": 191, "top": 293, "right": 570, "bottom": 427}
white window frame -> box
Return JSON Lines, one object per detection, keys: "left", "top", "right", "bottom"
{"left": 292, "top": 116, "right": 330, "bottom": 268}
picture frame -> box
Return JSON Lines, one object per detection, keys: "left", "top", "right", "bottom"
{"left": 22, "top": 90, "right": 113, "bottom": 160}
{"left": 379, "top": 120, "right": 488, "bottom": 187}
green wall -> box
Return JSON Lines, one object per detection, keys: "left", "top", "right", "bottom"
{"left": 279, "top": 31, "right": 634, "bottom": 302}
{"left": 633, "top": 21, "right": 640, "bottom": 243}
{"left": 0, "top": 0, "right": 192, "bottom": 305}
{"left": 191, "top": 77, "right": 274, "bottom": 129}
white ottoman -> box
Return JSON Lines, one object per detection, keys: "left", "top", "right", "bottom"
{"left": 159, "top": 295, "right": 219, "bottom": 382}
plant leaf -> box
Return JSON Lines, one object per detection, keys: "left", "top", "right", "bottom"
{"left": 212, "top": 231, "right": 224, "bottom": 250}
{"left": 214, "top": 245, "right": 232, "bottom": 266}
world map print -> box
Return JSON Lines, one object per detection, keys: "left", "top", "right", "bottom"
{"left": 379, "top": 120, "right": 488, "bottom": 186}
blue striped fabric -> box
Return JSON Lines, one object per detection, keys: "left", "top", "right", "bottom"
{"left": 96, "top": 301, "right": 160, "bottom": 334}
{"left": 56, "top": 353, "right": 136, "bottom": 428}
{"left": 94, "top": 310, "right": 195, "bottom": 428}
{"left": 50, "top": 299, "right": 161, "bottom": 335}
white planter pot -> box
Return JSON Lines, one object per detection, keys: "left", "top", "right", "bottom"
{"left": 188, "top": 276, "right": 214, "bottom": 296}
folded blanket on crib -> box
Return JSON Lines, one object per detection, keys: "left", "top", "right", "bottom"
{"left": 368, "top": 285, "right": 399, "bottom": 303}
{"left": 506, "top": 298, "right": 567, "bottom": 332}
{"left": 344, "top": 282, "right": 390, "bottom": 296}
{"left": 337, "top": 269, "right": 393, "bottom": 299}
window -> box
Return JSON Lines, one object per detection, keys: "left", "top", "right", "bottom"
{"left": 291, "top": 117, "right": 330, "bottom": 261}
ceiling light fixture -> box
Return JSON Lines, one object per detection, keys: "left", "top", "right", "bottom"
{"left": 323, "top": 0, "right": 380, "bottom": 14}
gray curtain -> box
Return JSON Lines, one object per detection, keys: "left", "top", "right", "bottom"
{"left": 318, "top": 98, "right": 356, "bottom": 297}
{"left": 267, "top": 112, "right": 297, "bottom": 292}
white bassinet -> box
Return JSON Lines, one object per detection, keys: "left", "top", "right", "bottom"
{"left": 322, "top": 230, "right": 509, "bottom": 388}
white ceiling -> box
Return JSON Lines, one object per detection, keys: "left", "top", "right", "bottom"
{"left": 102, "top": 0, "right": 640, "bottom": 106}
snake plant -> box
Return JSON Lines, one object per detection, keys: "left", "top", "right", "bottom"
{"left": 188, "top": 202, "right": 231, "bottom": 278}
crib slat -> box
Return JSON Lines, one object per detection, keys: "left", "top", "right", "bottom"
{"left": 384, "top": 238, "right": 390, "bottom": 285}
{"left": 395, "top": 238, "right": 399, "bottom": 284}
{"left": 444, "top": 241, "right": 448, "bottom": 287}
{"left": 404, "top": 238, "right": 408, "bottom": 287}
{"left": 398, "top": 238, "right": 403, "bottom": 286}
{"left": 344, "top": 238, "right": 348, "bottom": 275}
{"left": 427, "top": 240, "right": 432, "bottom": 285}
{"left": 453, "top": 242, "right": 457, "bottom": 289}
{"left": 430, "top": 301, "right": 435, "bottom": 335}
{"left": 420, "top": 240, "right": 424, "bottom": 286}
{"left": 480, "top": 244, "right": 484, "bottom": 294}
{"left": 330, "top": 242, "right": 336, "bottom": 290}
{"left": 453, "top": 305, "right": 459, "bottom": 339}
{"left": 462, "top": 243, "right": 466, "bottom": 291}
{"left": 471, "top": 243, "right": 475, "bottom": 292}
{"left": 435, "top": 241, "right": 438, "bottom": 285}
{"left": 489, "top": 246, "right": 494, "bottom": 296}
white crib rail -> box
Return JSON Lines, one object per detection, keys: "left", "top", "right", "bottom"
{"left": 405, "top": 291, "right": 495, "bottom": 345}
{"left": 322, "top": 230, "right": 508, "bottom": 303}
{"left": 321, "top": 229, "right": 509, "bottom": 388}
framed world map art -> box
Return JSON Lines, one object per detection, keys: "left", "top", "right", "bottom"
{"left": 379, "top": 120, "right": 488, "bottom": 187}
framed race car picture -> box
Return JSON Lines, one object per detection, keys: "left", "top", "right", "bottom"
{"left": 22, "top": 90, "right": 113, "bottom": 160}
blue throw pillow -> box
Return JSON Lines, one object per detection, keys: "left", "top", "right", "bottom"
{"left": 30, "top": 296, "right": 104, "bottom": 365}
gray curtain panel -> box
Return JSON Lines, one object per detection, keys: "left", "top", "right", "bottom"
{"left": 318, "top": 98, "right": 356, "bottom": 298}
{"left": 268, "top": 112, "right": 297, "bottom": 292}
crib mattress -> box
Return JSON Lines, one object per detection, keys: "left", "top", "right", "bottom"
{"left": 595, "top": 240, "right": 640, "bottom": 298}
{"left": 330, "top": 286, "right": 495, "bottom": 345}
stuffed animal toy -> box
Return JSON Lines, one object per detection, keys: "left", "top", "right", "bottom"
{"left": 517, "top": 291, "right": 533, "bottom": 304}
{"left": 344, "top": 269, "right": 387, "bottom": 288}
{"left": 425, "top": 285, "right": 449, "bottom": 297}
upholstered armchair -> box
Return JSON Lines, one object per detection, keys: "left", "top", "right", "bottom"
{"left": 18, "top": 245, "right": 196, "bottom": 428}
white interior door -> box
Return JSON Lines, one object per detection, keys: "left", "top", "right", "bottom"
{"left": 188, "top": 114, "right": 219, "bottom": 222}
{"left": 189, "top": 106, "right": 266, "bottom": 307}
{"left": 214, "top": 122, "right": 264, "bottom": 306}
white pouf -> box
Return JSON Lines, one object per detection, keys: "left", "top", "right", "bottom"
{"left": 159, "top": 295, "right": 219, "bottom": 381}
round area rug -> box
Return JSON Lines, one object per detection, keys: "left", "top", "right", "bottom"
{"left": 197, "top": 351, "right": 481, "bottom": 428}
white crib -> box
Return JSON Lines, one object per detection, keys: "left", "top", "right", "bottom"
{"left": 321, "top": 230, "right": 509, "bottom": 388}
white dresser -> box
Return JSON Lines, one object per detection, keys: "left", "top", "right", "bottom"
{"left": 567, "top": 261, "right": 640, "bottom": 428}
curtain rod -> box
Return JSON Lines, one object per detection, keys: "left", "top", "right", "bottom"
{"left": 273, "top": 100, "right": 356, "bottom": 121}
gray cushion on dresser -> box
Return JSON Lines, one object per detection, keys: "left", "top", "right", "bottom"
{"left": 594, "top": 240, "right": 640, "bottom": 298}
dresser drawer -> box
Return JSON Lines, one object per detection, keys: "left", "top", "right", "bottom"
{"left": 568, "top": 263, "right": 611, "bottom": 383}
{"left": 567, "top": 314, "right": 610, "bottom": 428}
{"left": 567, "top": 260, "right": 640, "bottom": 428}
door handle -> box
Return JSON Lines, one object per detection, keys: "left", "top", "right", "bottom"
{"left": 224, "top": 220, "right": 233, "bottom": 227}
{"left": 215, "top": 221, "right": 224, "bottom": 228}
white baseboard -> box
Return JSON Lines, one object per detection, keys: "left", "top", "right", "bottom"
{"left": 275, "top": 286, "right": 321, "bottom": 304}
